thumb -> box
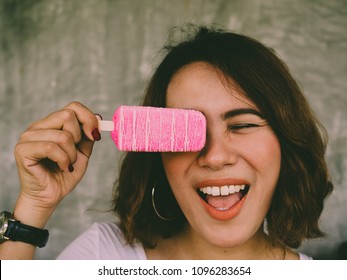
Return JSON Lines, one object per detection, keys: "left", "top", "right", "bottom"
{"left": 77, "top": 131, "right": 96, "bottom": 160}
{"left": 70, "top": 136, "right": 94, "bottom": 182}
{"left": 77, "top": 113, "right": 102, "bottom": 160}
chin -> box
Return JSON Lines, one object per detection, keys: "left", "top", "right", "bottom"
{"left": 201, "top": 226, "right": 252, "bottom": 249}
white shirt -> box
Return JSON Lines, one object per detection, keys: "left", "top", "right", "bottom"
{"left": 56, "top": 222, "right": 312, "bottom": 260}
{"left": 57, "top": 222, "right": 146, "bottom": 259}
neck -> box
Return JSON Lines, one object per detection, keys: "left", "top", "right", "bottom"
{"left": 146, "top": 225, "right": 288, "bottom": 260}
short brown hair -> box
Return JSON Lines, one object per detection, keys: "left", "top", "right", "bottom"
{"left": 112, "top": 24, "right": 333, "bottom": 249}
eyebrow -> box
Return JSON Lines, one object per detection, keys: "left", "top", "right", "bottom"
{"left": 222, "top": 108, "right": 265, "bottom": 120}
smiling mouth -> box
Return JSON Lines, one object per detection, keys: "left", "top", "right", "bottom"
{"left": 197, "top": 184, "right": 250, "bottom": 211}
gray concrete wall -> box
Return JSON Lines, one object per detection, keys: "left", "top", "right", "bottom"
{"left": 0, "top": 0, "right": 346, "bottom": 259}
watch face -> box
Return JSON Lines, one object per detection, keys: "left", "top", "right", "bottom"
{"left": 0, "top": 211, "right": 9, "bottom": 237}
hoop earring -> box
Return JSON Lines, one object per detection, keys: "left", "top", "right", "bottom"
{"left": 151, "top": 185, "right": 175, "bottom": 221}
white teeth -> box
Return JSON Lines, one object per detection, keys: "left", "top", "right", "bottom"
{"left": 211, "top": 187, "right": 220, "bottom": 196}
{"left": 229, "top": 185, "right": 236, "bottom": 194}
{"left": 200, "top": 184, "right": 247, "bottom": 196}
{"left": 220, "top": 185, "right": 229, "bottom": 196}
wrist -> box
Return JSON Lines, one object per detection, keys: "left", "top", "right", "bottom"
{"left": 13, "top": 194, "right": 56, "bottom": 229}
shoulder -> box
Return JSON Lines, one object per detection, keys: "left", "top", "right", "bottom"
{"left": 56, "top": 222, "right": 146, "bottom": 260}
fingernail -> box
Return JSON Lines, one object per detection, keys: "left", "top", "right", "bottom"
{"left": 68, "top": 164, "right": 74, "bottom": 173}
{"left": 91, "top": 128, "right": 101, "bottom": 141}
{"left": 95, "top": 113, "right": 103, "bottom": 120}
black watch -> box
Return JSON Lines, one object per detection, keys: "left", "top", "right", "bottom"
{"left": 0, "top": 211, "right": 49, "bottom": 248}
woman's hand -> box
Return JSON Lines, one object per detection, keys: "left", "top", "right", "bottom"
{"left": 13, "top": 101, "right": 101, "bottom": 226}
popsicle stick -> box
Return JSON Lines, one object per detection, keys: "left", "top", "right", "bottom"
{"left": 98, "top": 120, "right": 114, "bottom": 131}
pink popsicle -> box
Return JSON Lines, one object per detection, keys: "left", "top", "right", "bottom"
{"left": 99, "top": 106, "right": 206, "bottom": 152}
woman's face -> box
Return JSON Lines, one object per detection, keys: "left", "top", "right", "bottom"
{"left": 161, "top": 62, "right": 281, "bottom": 247}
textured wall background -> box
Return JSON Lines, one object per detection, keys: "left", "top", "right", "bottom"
{"left": 0, "top": 0, "right": 346, "bottom": 259}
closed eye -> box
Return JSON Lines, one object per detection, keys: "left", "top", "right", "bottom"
{"left": 228, "top": 122, "right": 268, "bottom": 132}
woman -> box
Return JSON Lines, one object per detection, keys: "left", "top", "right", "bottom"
{"left": 0, "top": 25, "right": 333, "bottom": 259}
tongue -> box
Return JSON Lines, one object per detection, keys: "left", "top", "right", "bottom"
{"left": 206, "top": 192, "right": 242, "bottom": 210}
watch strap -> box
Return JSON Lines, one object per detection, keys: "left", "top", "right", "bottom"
{"left": 6, "top": 219, "right": 49, "bottom": 248}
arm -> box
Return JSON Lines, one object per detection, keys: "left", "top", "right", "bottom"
{"left": 0, "top": 101, "right": 101, "bottom": 259}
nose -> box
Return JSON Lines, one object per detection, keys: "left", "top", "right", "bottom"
{"left": 197, "top": 128, "right": 238, "bottom": 171}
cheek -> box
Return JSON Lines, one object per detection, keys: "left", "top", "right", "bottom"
{"left": 161, "top": 153, "right": 197, "bottom": 208}
{"left": 239, "top": 131, "right": 281, "bottom": 177}
{"left": 161, "top": 153, "right": 193, "bottom": 182}
{"left": 258, "top": 136, "right": 281, "bottom": 169}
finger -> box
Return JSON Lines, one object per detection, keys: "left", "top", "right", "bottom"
{"left": 15, "top": 141, "right": 73, "bottom": 173}
{"left": 76, "top": 113, "right": 103, "bottom": 160}
{"left": 19, "top": 129, "right": 78, "bottom": 165}
{"left": 29, "top": 101, "right": 100, "bottom": 142}
{"left": 64, "top": 101, "right": 101, "bottom": 141}
{"left": 77, "top": 137, "right": 95, "bottom": 161}
{"left": 28, "top": 109, "right": 83, "bottom": 144}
